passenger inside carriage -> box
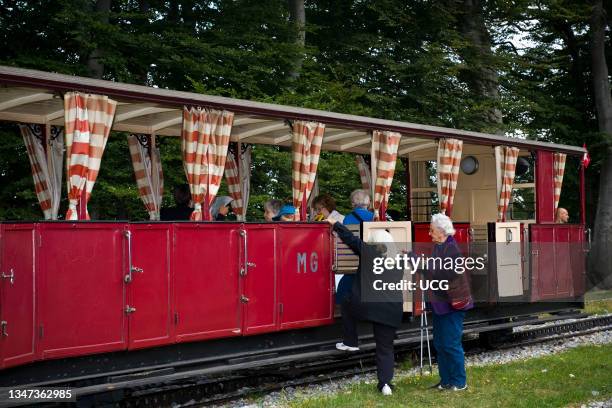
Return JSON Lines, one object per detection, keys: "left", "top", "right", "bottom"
{"left": 160, "top": 184, "right": 194, "bottom": 221}
{"left": 263, "top": 199, "right": 282, "bottom": 221}
{"left": 277, "top": 204, "right": 297, "bottom": 221}
{"left": 210, "top": 196, "right": 234, "bottom": 221}
{"left": 556, "top": 207, "right": 569, "bottom": 223}
{"left": 312, "top": 193, "right": 345, "bottom": 223}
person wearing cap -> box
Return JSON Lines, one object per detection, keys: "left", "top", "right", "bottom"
{"left": 276, "top": 204, "right": 297, "bottom": 221}
{"left": 210, "top": 196, "right": 233, "bottom": 221}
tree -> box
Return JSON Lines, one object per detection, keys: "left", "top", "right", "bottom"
{"left": 589, "top": 0, "right": 612, "bottom": 288}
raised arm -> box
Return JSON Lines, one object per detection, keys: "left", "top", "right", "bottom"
{"left": 328, "top": 218, "right": 362, "bottom": 255}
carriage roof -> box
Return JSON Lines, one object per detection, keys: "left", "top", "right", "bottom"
{"left": 0, "top": 65, "right": 585, "bottom": 156}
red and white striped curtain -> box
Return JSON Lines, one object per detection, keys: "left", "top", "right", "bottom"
{"left": 128, "top": 134, "right": 164, "bottom": 220}
{"left": 355, "top": 155, "right": 372, "bottom": 192}
{"left": 436, "top": 138, "right": 463, "bottom": 216}
{"left": 553, "top": 152, "right": 567, "bottom": 211}
{"left": 224, "top": 149, "right": 244, "bottom": 220}
{"left": 19, "top": 124, "right": 64, "bottom": 220}
{"left": 64, "top": 92, "right": 117, "bottom": 220}
{"left": 495, "top": 146, "right": 520, "bottom": 221}
{"left": 181, "top": 107, "right": 234, "bottom": 221}
{"left": 371, "top": 130, "right": 401, "bottom": 220}
{"left": 291, "top": 121, "right": 325, "bottom": 221}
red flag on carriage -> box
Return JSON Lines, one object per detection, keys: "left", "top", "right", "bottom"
{"left": 582, "top": 143, "right": 591, "bottom": 168}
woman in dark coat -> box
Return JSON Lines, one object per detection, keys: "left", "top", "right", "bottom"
{"left": 328, "top": 218, "right": 404, "bottom": 396}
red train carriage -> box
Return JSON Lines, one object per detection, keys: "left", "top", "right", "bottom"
{"left": 0, "top": 66, "right": 587, "bottom": 373}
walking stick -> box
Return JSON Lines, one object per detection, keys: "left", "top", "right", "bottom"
{"left": 419, "top": 288, "right": 433, "bottom": 375}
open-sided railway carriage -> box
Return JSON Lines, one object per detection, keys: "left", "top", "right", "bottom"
{"left": 0, "top": 66, "right": 588, "bottom": 374}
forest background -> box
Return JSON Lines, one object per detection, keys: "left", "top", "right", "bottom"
{"left": 0, "top": 0, "right": 611, "bottom": 287}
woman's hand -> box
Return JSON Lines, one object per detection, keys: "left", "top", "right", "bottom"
{"left": 326, "top": 218, "right": 338, "bottom": 226}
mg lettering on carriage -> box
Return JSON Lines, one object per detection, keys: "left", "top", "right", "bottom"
{"left": 297, "top": 252, "right": 319, "bottom": 273}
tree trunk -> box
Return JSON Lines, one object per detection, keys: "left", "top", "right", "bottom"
{"left": 589, "top": 0, "right": 612, "bottom": 289}
{"left": 288, "top": 0, "right": 305, "bottom": 81}
{"left": 454, "top": 0, "right": 503, "bottom": 133}
{"left": 87, "top": 0, "right": 112, "bottom": 79}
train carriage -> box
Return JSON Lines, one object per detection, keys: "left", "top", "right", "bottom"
{"left": 0, "top": 65, "right": 588, "bottom": 374}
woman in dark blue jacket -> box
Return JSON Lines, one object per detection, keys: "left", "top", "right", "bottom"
{"left": 328, "top": 218, "right": 403, "bottom": 396}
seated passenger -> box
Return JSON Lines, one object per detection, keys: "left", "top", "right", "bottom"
{"left": 160, "top": 184, "right": 193, "bottom": 221}
{"left": 555, "top": 207, "right": 569, "bottom": 223}
{"left": 264, "top": 199, "right": 282, "bottom": 221}
{"left": 277, "top": 204, "right": 297, "bottom": 221}
{"left": 343, "top": 189, "right": 375, "bottom": 225}
{"left": 336, "top": 189, "right": 375, "bottom": 304}
{"left": 312, "top": 194, "right": 345, "bottom": 223}
{"left": 210, "top": 196, "right": 233, "bottom": 221}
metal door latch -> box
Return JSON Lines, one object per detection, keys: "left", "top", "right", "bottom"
{"left": 1, "top": 269, "right": 14, "bottom": 285}
{"left": 124, "top": 266, "right": 143, "bottom": 283}
{"left": 1, "top": 321, "right": 7, "bottom": 336}
{"left": 247, "top": 262, "right": 256, "bottom": 268}
{"left": 240, "top": 295, "right": 250, "bottom": 303}
{"left": 125, "top": 305, "right": 137, "bottom": 314}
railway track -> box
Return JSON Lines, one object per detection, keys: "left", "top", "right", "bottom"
{"left": 1, "top": 313, "right": 610, "bottom": 407}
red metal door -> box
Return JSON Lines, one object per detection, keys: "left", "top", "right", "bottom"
{"left": 0, "top": 224, "right": 37, "bottom": 368}
{"left": 173, "top": 224, "right": 241, "bottom": 342}
{"left": 127, "top": 224, "right": 173, "bottom": 349}
{"left": 277, "top": 224, "right": 333, "bottom": 330}
{"left": 37, "top": 223, "right": 127, "bottom": 359}
{"left": 241, "top": 225, "right": 277, "bottom": 335}
{"left": 530, "top": 224, "right": 583, "bottom": 301}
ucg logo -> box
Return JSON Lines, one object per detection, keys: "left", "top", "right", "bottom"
{"left": 297, "top": 252, "right": 318, "bottom": 273}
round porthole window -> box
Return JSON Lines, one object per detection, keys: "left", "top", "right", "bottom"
{"left": 460, "top": 156, "right": 479, "bottom": 175}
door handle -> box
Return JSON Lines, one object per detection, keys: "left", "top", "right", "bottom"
{"left": 240, "top": 295, "right": 249, "bottom": 303}
{"left": 1, "top": 321, "right": 7, "bottom": 337}
{"left": 1, "top": 269, "right": 14, "bottom": 285}
{"left": 123, "top": 230, "right": 144, "bottom": 283}
{"left": 125, "top": 305, "right": 137, "bottom": 314}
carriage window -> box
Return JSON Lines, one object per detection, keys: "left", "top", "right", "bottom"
{"left": 510, "top": 154, "right": 535, "bottom": 220}
{"left": 410, "top": 160, "right": 438, "bottom": 221}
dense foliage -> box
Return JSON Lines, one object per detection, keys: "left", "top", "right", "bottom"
{"left": 0, "top": 0, "right": 609, "bottom": 223}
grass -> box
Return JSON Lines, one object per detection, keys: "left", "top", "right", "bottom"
{"left": 290, "top": 343, "right": 612, "bottom": 408}
{"left": 584, "top": 290, "right": 612, "bottom": 315}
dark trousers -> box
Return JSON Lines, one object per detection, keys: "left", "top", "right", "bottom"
{"left": 432, "top": 311, "right": 466, "bottom": 387}
{"left": 341, "top": 300, "right": 396, "bottom": 388}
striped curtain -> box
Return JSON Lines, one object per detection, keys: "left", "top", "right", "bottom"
{"left": 128, "top": 134, "right": 164, "bottom": 220}
{"left": 291, "top": 121, "right": 325, "bottom": 221}
{"left": 224, "top": 150, "right": 244, "bottom": 220}
{"left": 355, "top": 155, "right": 372, "bottom": 192}
{"left": 553, "top": 152, "right": 566, "bottom": 211}
{"left": 495, "top": 146, "right": 520, "bottom": 221}
{"left": 181, "top": 107, "right": 234, "bottom": 221}
{"left": 371, "top": 130, "right": 401, "bottom": 220}
{"left": 64, "top": 92, "right": 117, "bottom": 220}
{"left": 19, "top": 124, "right": 64, "bottom": 220}
{"left": 240, "top": 145, "right": 252, "bottom": 217}
{"left": 436, "top": 138, "right": 463, "bottom": 216}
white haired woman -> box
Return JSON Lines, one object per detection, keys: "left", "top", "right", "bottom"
{"left": 328, "top": 218, "right": 403, "bottom": 396}
{"left": 425, "top": 213, "right": 473, "bottom": 391}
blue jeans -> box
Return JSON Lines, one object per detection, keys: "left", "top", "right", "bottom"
{"left": 432, "top": 311, "right": 466, "bottom": 387}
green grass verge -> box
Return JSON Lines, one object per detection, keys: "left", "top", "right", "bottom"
{"left": 291, "top": 343, "right": 611, "bottom": 408}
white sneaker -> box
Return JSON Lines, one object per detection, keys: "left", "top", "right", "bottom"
{"left": 335, "top": 342, "right": 359, "bottom": 351}
{"left": 452, "top": 384, "right": 468, "bottom": 391}
{"left": 381, "top": 384, "right": 393, "bottom": 396}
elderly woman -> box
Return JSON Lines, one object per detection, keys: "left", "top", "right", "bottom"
{"left": 425, "top": 213, "right": 473, "bottom": 391}
{"left": 263, "top": 199, "right": 282, "bottom": 222}
{"left": 336, "top": 189, "right": 375, "bottom": 304}
{"left": 328, "top": 217, "right": 403, "bottom": 396}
